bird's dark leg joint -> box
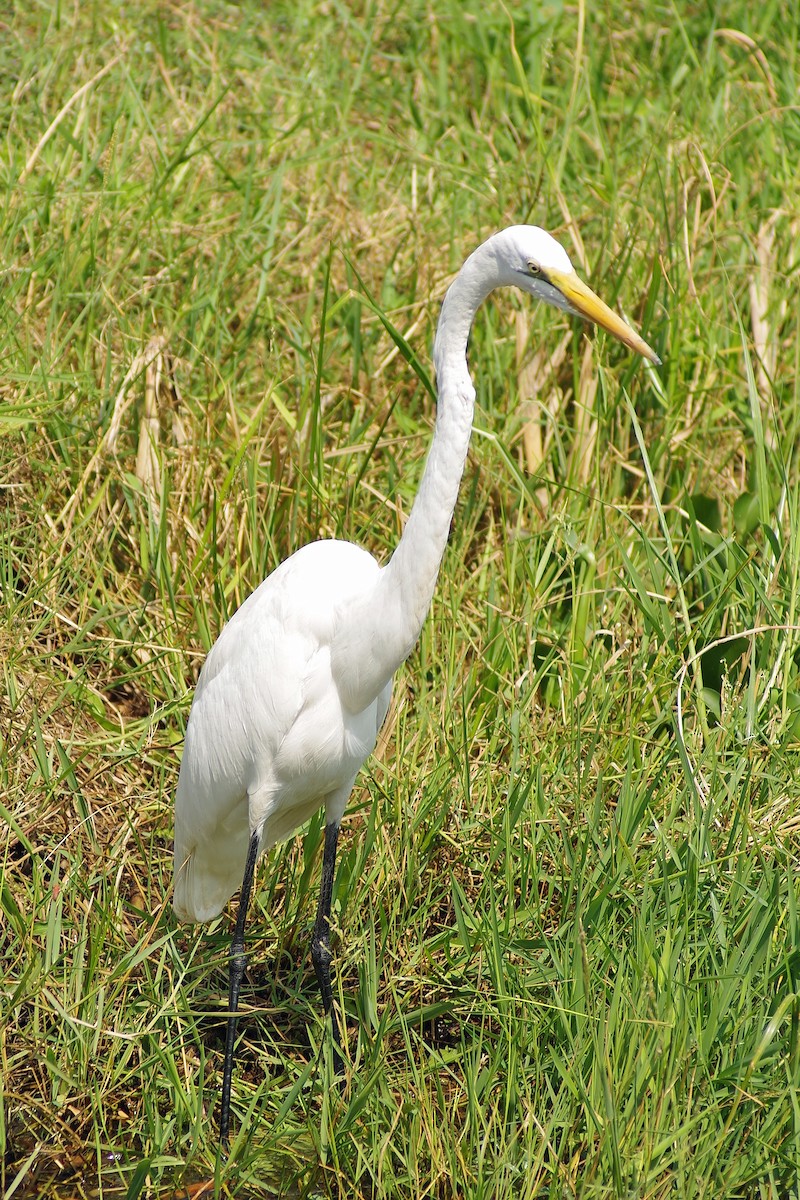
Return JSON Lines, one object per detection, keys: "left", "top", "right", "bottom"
{"left": 311, "top": 927, "right": 332, "bottom": 986}
{"left": 229, "top": 933, "right": 247, "bottom": 995}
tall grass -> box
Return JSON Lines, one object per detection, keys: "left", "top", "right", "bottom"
{"left": 2, "top": 1, "right": 799, "bottom": 1196}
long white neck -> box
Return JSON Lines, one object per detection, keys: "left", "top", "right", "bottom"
{"left": 331, "top": 241, "right": 500, "bottom": 711}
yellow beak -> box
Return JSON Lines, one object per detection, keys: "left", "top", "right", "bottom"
{"left": 547, "top": 267, "right": 661, "bottom": 365}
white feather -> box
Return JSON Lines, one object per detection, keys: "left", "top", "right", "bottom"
{"left": 173, "top": 225, "right": 657, "bottom": 925}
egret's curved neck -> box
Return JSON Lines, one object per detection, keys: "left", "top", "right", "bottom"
{"left": 332, "top": 242, "right": 500, "bottom": 711}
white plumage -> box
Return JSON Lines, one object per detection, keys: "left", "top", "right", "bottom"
{"left": 172, "top": 225, "right": 659, "bottom": 1142}
{"left": 174, "top": 541, "right": 392, "bottom": 921}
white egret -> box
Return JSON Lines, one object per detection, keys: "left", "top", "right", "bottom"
{"left": 173, "top": 225, "right": 660, "bottom": 1143}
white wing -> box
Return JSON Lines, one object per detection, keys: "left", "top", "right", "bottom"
{"left": 173, "top": 540, "right": 392, "bottom": 922}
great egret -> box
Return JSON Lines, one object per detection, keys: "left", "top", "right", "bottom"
{"left": 173, "top": 225, "right": 659, "bottom": 1143}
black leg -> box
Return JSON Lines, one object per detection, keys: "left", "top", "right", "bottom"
{"left": 220, "top": 828, "right": 260, "bottom": 1148}
{"left": 310, "top": 820, "right": 345, "bottom": 1075}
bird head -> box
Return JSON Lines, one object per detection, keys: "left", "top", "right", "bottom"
{"left": 491, "top": 225, "right": 661, "bottom": 365}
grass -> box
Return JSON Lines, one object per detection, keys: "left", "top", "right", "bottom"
{"left": 2, "top": 0, "right": 800, "bottom": 1195}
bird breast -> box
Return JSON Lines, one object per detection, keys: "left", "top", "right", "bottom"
{"left": 176, "top": 539, "right": 390, "bottom": 859}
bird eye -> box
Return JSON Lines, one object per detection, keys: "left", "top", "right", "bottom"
{"left": 527, "top": 261, "right": 542, "bottom": 276}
